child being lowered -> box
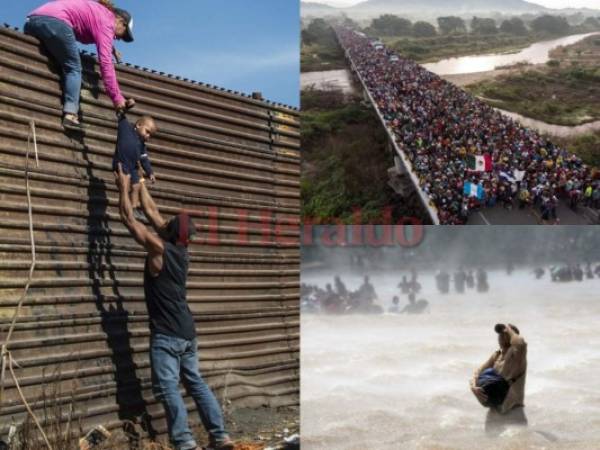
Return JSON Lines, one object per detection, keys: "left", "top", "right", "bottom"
{"left": 113, "top": 112, "right": 157, "bottom": 218}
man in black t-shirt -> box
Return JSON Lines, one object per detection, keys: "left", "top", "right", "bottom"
{"left": 115, "top": 164, "right": 234, "bottom": 450}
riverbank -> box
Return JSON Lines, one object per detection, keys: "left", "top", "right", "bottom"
{"left": 385, "top": 32, "right": 539, "bottom": 64}
{"left": 301, "top": 69, "right": 356, "bottom": 93}
{"left": 466, "top": 67, "right": 600, "bottom": 126}
{"left": 460, "top": 34, "right": 600, "bottom": 167}
{"left": 462, "top": 34, "right": 600, "bottom": 125}
{"left": 301, "top": 42, "right": 346, "bottom": 72}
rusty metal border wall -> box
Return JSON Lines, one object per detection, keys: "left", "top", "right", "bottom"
{"left": 0, "top": 24, "right": 299, "bottom": 440}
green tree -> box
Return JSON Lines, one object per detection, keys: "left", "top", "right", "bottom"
{"left": 302, "top": 18, "right": 331, "bottom": 45}
{"left": 582, "top": 16, "right": 600, "bottom": 30}
{"left": 530, "top": 15, "right": 570, "bottom": 34}
{"left": 499, "top": 17, "right": 528, "bottom": 35}
{"left": 437, "top": 16, "right": 467, "bottom": 35}
{"left": 413, "top": 21, "right": 437, "bottom": 38}
{"left": 471, "top": 17, "right": 498, "bottom": 35}
{"left": 370, "top": 14, "right": 413, "bottom": 36}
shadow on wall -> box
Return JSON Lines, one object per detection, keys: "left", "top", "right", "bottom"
{"left": 71, "top": 125, "right": 156, "bottom": 439}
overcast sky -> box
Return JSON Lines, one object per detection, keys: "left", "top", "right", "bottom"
{"left": 314, "top": 0, "right": 600, "bottom": 9}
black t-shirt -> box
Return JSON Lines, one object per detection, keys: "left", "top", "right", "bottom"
{"left": 144, "top": 241, "right": 196, "bottom": 340}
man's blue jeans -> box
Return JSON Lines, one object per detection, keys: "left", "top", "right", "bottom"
{"left": 24, "top": 15, "right": 81, "bottom": 115}
{"left": 150, "top": 333, "right": 227, "bottom": 450}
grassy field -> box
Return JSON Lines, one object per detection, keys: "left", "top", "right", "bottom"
{"left": 301, "top": 89, "right": 392, "bottom": 223}
{"left": 466, "top": 67, "right": 600, "bottom": 126}
{"left": 555, "top": 130, "right": 600, "bottom": 168}
{"left": 301, "top": 42, "right": 346, "bottom": 72}
{"left": 384, "top": 33, "right": 539, "bottom": 63}
{"left": 301, "top": 88, "right": 429, "bottom": 223}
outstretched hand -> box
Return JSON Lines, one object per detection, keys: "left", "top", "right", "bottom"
{"left": 114, "top": 163, "right": 131, "bottom": 192}
{"left": 115, "top": 98, "right": 136, "bottom": 114}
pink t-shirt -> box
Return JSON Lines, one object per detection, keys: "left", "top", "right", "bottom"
{"left": 29, "top": 0, "right": 126, "bottom": 106}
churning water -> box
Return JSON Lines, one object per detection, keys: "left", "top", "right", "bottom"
{"left": 301, "top": 269, "right": 600, "bottom": 450}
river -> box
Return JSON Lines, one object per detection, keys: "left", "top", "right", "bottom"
{"left": 497, "top": 107, "right": 600, "bottom": 138}
{"left": 302, "top": 269, "right": 600, "bottom": 449}
{"left": 301, "top": 69, "right": 356, "bottom": 93}
{"left": 301, "top": 33, "right": 599, "bottom": 136}
{"left": 423, "top": 32, "right": 600, "bottom": 75}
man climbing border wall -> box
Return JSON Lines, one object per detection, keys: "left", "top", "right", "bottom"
{"left": 114, "top": 164, "right": 235, "bottom": 450}
{"left": 24, "top": 0, "right": 135, "bottom": 130}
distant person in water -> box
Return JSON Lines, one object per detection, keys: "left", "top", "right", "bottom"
{"left": 334, "top": 275, "right": 348, "bottom": 298}
{"left": 398, "top": 275, "right": 411, "bottom": 294}
{"left": 400, "top": 293, "right": 428, "bottom": 314}
{"left": 470, "top": 324, "right": 527, "bottom": 415}
{"left": 388, "top": 296, "right": 400, "bottom": 313}
{"left": 358, "top": 275, "right": 377, "bottom": 303}
{"left": 435, "top": 270, "right": 450, "bottom": 294}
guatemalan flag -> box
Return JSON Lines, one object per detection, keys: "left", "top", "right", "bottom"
{"left": 467, "top": 154, "right": 492, "bottom": 172}
{"left": 464, "top": 181, "right": 485, "bottom": 200}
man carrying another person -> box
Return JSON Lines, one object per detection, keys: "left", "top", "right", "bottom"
{"left": 470, "top": 323, "right": 527, "bottom": 416}
{"left": 115, "top": 164, "right": 234, "bottom": 450}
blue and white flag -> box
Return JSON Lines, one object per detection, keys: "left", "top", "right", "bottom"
{"left": 499, "top": 171, "right": 516, "bottom": 183}
{"left": 464, "top": 181, "right": 485, "bottom": 200}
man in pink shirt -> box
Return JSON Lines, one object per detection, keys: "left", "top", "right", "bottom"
{"left": 24, "top": 0, "right": 135, "bottom": 130}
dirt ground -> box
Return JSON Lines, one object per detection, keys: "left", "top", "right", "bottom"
{"left": 8, "top": 406, "right": 299, "bottom": 450}
{"left": 226, "top": 406, "right": 300, "bottom": 449}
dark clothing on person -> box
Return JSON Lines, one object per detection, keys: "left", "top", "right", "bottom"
{"left": 144, "top": 241, "right": 195, "bottom": 341}
{"left": 113, "top": 114, "right": 153, "bottom": 184}
{"left": 477, "top": 368, "right": 510, "bottom": 407}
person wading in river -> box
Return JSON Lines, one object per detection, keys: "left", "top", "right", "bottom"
{"left": 115, "top": 164, "right": 234, "bottom": 450}
{"left": 470, "top": 323, "right": 527, "bottom": 415}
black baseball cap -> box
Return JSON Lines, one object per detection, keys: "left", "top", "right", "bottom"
{"left": 114, "top": 8, "right": 134, "bottom": 42}
{"left": 494, "top": 323, "right": 520, "bottom": 335}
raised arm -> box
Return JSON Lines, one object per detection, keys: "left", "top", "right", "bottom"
{"left": 95, "top": 24, "right": 126, "bottom": 109}
{"left": 501, "top": 326, "right": 527, "bottom": 382}
{"left": 115, "top": 164, "right": 164, "bottom": 275}
{"left": 139, "top": 180, "right": 167, "bottom": 232}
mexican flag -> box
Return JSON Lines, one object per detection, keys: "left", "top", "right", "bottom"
{"left": 464, "top": 181, "right": 485, "bottom": 200}
{"left": 467, "top": 154, "right": 492, "bottom": 172}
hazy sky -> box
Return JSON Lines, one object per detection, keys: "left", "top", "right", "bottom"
{"left": 315, "top": 0, "right": 600, "bottom": 9}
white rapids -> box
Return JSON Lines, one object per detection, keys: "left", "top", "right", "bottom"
{"left": 301, "top": 269, "right": 600, "bottom": 450}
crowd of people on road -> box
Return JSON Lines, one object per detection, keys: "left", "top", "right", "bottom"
{"left": 336, "top": 27, "right": 600, "bottom": 224}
